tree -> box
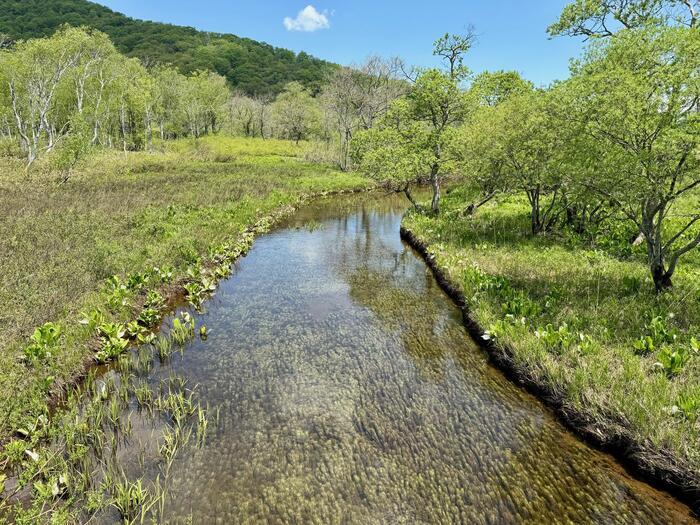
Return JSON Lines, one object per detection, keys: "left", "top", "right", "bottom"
{"left": 453, "top": 71, "right": 535, "bottom": 215}
{"left": 409, "top": 69, "right": 472, "bottom": 212}
{"left": 228, "top": 92, "right": 258, "bottom": 137}
{"left": 549, "top": 0, "right": 698, "bottom": 38}
{"left": 0, "top": 26, "right": 85, "bottom": 165}
{"left": 51, "top": 113, "right": 91, "bottom": 181}
{"left": 322, "top": 57, "right": 404, "bottom": 170}
{"left": 351, "top": 33, "right": 475, "bottom": 213}
{"left": 352, "top": 99, "right": 437, "bottom": 207}
{"left": 433, "top": 30, "right": 477, "bottom": 80}
{"left": 192, "top": 70, "right": 228, "bottom": 135}
{"left": 152, "top": 65, "right": 187, "bottom": 140}
{"left": 110, "top": 56, "right": 150, "bottom": 151}
{"left": 271, "top": 82, "right": 320, "bottom": 144}
{"left": 177, "top": 71, "right": 228, "bottom": 138}
{"left": 460, "top": 90, "right": 568, "bottom": 234}
{"left": 322, "top": 67, "right": 357, "bottom": 168}
{"left": 470, "top": 70, "right": 534, "bottom": 107}
{"left": 561, "top": 27, "right": 700, "bottom": 290}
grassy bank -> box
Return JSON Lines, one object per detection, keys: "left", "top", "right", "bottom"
{"left": 0, "top": 136, "right": 369, "bottom": 443}
{"left": 402, "top": 188, "right": 700, "bottom": 497}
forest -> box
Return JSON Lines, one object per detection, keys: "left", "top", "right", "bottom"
{"left": 0, "top": 0, "right": 336, "bottom": 95}
{"left": 0, "top": 0, "right": 699, "bottom": 523}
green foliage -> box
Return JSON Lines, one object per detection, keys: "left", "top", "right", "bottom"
{"left": 170, "top": 313, "right": 195, "bottom": 346}
{"left": 95, "top": 323, "right": 128, "bottom": 363}
{"left": 95, "top": 336, "right": 128, "bottom": 364}
{"left": 501, "top": 291, "right": 541, "bottom": 320}
{"left": 655, "top": 344, "right": 693, "bottom": 378}
{"left": 535, "top": 323, "right": 577, "bottom": 354}
{"left": 470, "top": 70, "right": 534, "bottom": 107}
{"left": 24, "top": 322, "right": 62, "bottom": 361}
{"left": 353, "top": 69, "right": 471, "bottom": 211}
{"left": 51, "top": 115, "right": 92, "bottom": 180}
{"left": 678, "top": 391, "right": 700, "bottom": 422}
{"left": 352, "top": 103, "right": 431, "bottom": 192}
{"left": 634, "top": 315, "right": 678, "bottom": 355}
{"left": 459, "top": 88, "right": 568, "bottom": 234}
{"left": 548, "top": 0, "right": 697, "bottom": 38}
{"left": 110, "top": 476, "right": 151, "bottom": 522}
{"left": 271, "top": 82, "right": 322, "bottom": 144}
{"left": 558, "top": 26, "right": 700, "bottom": 290}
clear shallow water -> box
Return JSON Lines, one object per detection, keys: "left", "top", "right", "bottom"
{"left": 111, "top": 193, "right": 695, "bottom": 523}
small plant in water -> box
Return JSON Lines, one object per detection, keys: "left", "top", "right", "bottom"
{"left": 110, "top": 475, "right": 151, "bottom": 523}
{"left": 183, "top": 282, "right": 204, "bottom": 308}
{"left": 170, "top": 313, "right": 195, "bottom": 345}
{"left": 138, "top": 307, "right": 161, "bottom": 328}
{"left": 154, "top": 335, "right": 174, "bottom": 361}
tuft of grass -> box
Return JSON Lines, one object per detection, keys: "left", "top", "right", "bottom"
{"left": 403, "top": 191, "right": 700, "bottom": 475}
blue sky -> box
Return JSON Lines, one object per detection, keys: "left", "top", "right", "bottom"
{"left": 97, "top": 1, "right": 586, "bottom": 86}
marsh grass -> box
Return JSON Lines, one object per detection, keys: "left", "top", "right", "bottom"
{"left": 0, "top": 135, "right": 369, "bottom": 442}
{"left": 0, "top": 323, "right": 211, "bottom": 523}
{"left": 403, "top": 190, "right": 700, "bottom": 476}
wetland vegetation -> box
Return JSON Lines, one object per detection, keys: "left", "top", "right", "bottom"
{"left": 0, "top": 0, "right": 699, "bottom": 522}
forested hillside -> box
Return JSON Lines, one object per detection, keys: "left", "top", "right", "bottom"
{"left": 0, "top": 0, "right": 336, "bottom": 95}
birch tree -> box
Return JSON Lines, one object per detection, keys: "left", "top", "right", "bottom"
{"left": 0, "top": 27, "right": 85, "bottom": 165}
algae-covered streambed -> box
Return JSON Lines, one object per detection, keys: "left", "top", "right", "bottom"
{"left": 90, "top": 193, "right": 695, "bottom": 523}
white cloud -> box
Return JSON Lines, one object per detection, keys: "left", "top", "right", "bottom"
{"left": 283, "top": 5, "right": 330, "bottom": 32}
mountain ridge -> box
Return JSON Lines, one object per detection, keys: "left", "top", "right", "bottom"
{"left": 0, "top": 0, "right": 337, "bottom": 95}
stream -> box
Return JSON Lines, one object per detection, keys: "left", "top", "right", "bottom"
{"left": 100, "top": 192, "right": 695, "bottom": 523}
